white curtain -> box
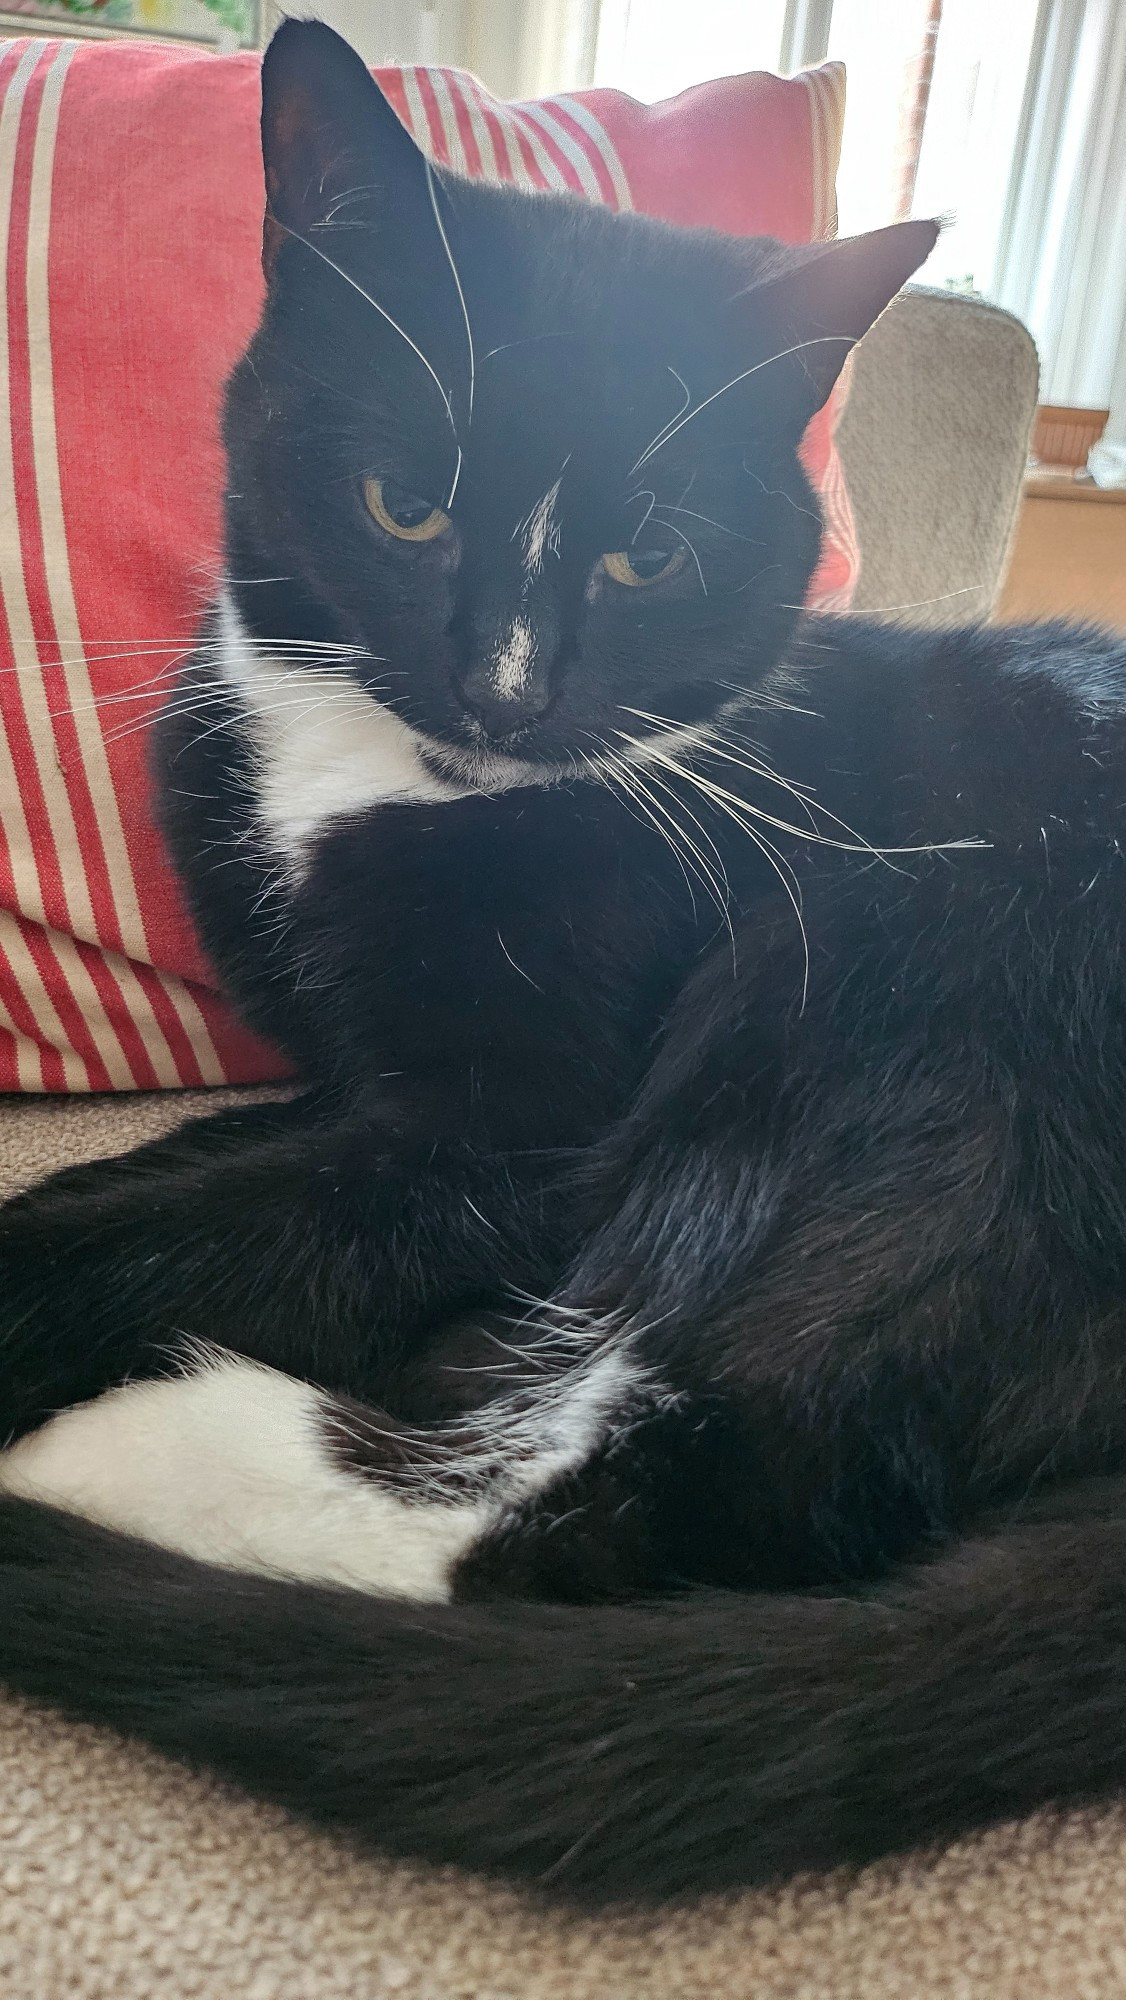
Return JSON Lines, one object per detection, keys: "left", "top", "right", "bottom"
{"left": 295, "top": 0, "right": 601, "bottom": 97}
{"left": 463, "top": 0, "right": 601, "bottom": 99}
{"left": 591, "top": 0, "right": 1126, "bottom": 444}
{"left": 994, "top": 0, "right": 1126, "bottom": 441}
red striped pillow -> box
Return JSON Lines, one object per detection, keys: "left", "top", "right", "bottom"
{"left": 0, "top": 37, "right": 850, "bottom": 1092}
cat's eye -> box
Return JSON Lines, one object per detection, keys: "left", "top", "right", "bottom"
{"left": 363, "top": 476, "right": 450, "bottom": 542}
{"left": 602, "top": 546, "right": 686, "bottom": 588}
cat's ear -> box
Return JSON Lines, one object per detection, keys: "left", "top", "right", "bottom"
{"left": 737, "top": 219, "right": 939, "bottom": 428}
{"left": 259, "top": 20, "right": 429, "bottom": 279}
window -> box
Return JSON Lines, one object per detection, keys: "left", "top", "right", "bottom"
{"left": 593, "top": 0, "right": 789, "bottom": 103}
{"left": 592, "top": 0, "right": 1126, "bottom": 441}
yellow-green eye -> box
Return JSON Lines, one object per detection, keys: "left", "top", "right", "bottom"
{"left": 602, "top": 546, "right": 686, "bottom": 588}
{"left": 363, "top": 476, "right": 450, "bottom": 542}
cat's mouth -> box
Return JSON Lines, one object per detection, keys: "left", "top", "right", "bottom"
{"left": 415, "top": 701, "right": 572, "bottom": 791}
{"left": 420, "top": 727, "right": 563, "bottom": 794}
{"left": 459, "top": 711, "right": 539, "bottom": 754}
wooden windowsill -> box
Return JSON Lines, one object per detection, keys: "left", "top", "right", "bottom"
{"left": 996, "top": 473, "right": 1126, "bottom": 630}
{"left": 1023, "top": 472, "right": 1126, "bottom": 505}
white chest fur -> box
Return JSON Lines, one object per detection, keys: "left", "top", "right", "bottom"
{"left": 215, "top": 591, "right": 469, "bottom": 872}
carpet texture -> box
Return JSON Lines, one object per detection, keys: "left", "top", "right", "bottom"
{"left": 5, "top": 1091, "right": 1126, "bottom": 1998}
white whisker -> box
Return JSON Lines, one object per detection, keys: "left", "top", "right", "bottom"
{"left": 742, "top": 462, "right": 822, "bottom": 525}
{"left": 268, "top": 213, "right": 459, "bottom": 463}
{"left": 617, "top": 708, "right": 985, "bottom": 862}
{"left": 627, "top": 365, "right": 691, "bottom": 481}
{"left": 612, "top": 754, "right": 728, "bottom": 923}
{"left": 479, "top": 331, "right": 576, "bottom": 364}
{"left": 103, "top": 682, "right": 395, "bottom": 748}
{"left": 712, "top": 678, "right": 819, "bottom": 718}
{"left": 584, "top": 733, "right": 733, "bottom": 949}
{"left": 839, "top": 583, "right": 989, "bottom": 618}
{"left": 627, "top": 732, "right": 811, "bottom": 1002}
{"left": 582, "top": 741, "right": 700, "bottom": 923}
{"left": 626, "top": 489, "right": 657, "bottom": 545}
{"left": 737, "top": 815, "right": 811, "bottom": 1010}
{"left": 425, "top": 160, "right": 475, "bottom": 433}
{"left": 652, "top": 503, "right": 763, "bottom": 546}
{"left": 629, "top": 336, "right": 854, "bottom": 479}
{"left": 620, "top": 757, "right": 738, "bottom": 970}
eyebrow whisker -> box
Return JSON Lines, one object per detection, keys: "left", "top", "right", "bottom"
{"left": 629, "top": 336, "right": 854, "bottom": 479}
{"left": 651, "top": 503, "right": 763, "bottom": 547}
{"left": 267, "top": 212, "right": 461, "bottom": 501}
{"left": 425, "top": 159, "right": 475, "bottom": 495}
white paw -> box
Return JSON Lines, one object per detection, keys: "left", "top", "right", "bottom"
{"left": 0, "top": 1353, "right": 488, "bottom": 1601}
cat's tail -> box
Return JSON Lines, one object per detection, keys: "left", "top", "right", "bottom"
{"left": 0, "top": 1486, "right": 1124, "bottom": 1899}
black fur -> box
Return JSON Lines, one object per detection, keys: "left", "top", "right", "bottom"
{"left": 3, "top": 20, "right": 1126, "bottom": 1900}
{"left": 5, "top": 1478, "right": 1126, "bottom": 1900}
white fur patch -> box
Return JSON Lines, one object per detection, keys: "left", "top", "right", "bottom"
{"left": 518, "top": 477, "right": 562, "bottom": 582}
{"left": 0, "top": 1355, "right": 489, "bottom": 1602}
{"left": 215, "top": 592, "right": 467, "bottom": 872}
{"left": 490, "top": 616, "right": 537, "bottom": 699}
{"left": 502, "top": 1346, "right": 640, "bottom": 1502}
{"left": 0, "top": 1344, "right": 650, "bottom": 1602}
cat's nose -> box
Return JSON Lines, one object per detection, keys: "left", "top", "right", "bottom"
{"left": 459, "top": 613, "right": 553, "bottom": 737}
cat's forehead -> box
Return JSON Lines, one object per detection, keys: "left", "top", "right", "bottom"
{"left": 461, "top": 195, "right": 737, "bottom": 394}
{"left": 444, "top": 358, "right": 688, "bottom": 552}
{"left": 265, "top": 178, "right": 768, "bottom": 528}
{"left": 427, "top": 196, "right": 745, "bottom": 521}
{"left": 465, "top": 335, "right": 662, "bottom": 508}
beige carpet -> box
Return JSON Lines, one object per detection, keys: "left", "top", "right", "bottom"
{"left": 4, "top": 1091, "right": 1126, "bottom": 1997}
{"left": 5, "top": 1698, "right": 1126, "bottom": 2000}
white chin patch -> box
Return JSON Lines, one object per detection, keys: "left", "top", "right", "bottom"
{"left": 213, "top": 591, "right": 569, "bottom": 877}
{"left": 0, "top": 1354, "right": 489, "bottom": 1603}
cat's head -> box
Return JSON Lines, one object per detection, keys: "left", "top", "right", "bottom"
{"left": 223, "top": 21, "right": 935, "bottom": 784}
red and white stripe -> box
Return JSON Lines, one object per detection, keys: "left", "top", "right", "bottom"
{"left": 797, "top": 65, "right": 860, "bottom": 609}
{"left": 799, "top": 62, "right": 846, "bottom": 244}
{"left": 0, "top": 39, "right": 223, "bottom": 1091}
{"left": 392, "top": 67, "right": 632, "bottom": 210}
{"left": 811, "top": 425, "right": 863, "bottom": 613}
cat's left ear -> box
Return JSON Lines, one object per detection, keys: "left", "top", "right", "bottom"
{"left": 260, "top": 19, "right": 431, "bottom": 279}
{"left": 736, "top": 219, "right": 939, "bottom": 429}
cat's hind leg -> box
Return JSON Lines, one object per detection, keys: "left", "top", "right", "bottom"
{"left": 0, "top": 1099, "right": 575, "bottom": 1443}
{"left": 0, "top": 1352, "right": 490, "bottom": 1601}
{"left": 0, "top": 1333, "right": 648, "bottom": 1604}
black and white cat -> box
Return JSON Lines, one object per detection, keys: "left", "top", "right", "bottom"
{"left": 2, "top": 20, "right": 1126, "bottom": 1899}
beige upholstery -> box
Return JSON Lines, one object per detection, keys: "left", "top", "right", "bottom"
{"left": 836, "top": 287, "right": 1040, "bottom": 625}
{"left": 7, "top": 297, "right": 1116, "bottom": 1999}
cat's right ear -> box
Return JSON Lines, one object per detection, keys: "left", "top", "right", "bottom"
{"left": 260, "top": 20, "right": 428, "bottom": 280}
{"left": 731, "top": 219, "right": 940, "bottom": 432}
